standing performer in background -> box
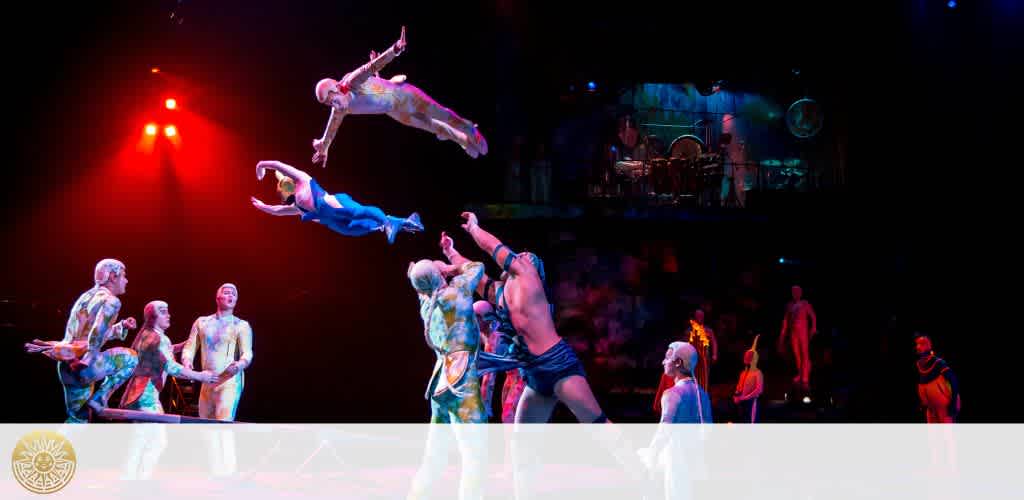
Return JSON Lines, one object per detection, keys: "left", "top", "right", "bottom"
{"left": 181, "top": 284, "right": 253, "bottom": 421}
{"left": 915, "top": 333, "right": 961, "bottom": 423}
{"left": 313, "top": 26, "right": 488, "bottom": 166}
{"left": 24, "top": 259, "right": 139, "bottom": 423}
{"left": 653, "top": 309, "right": 717, "bottom": 414}
{"left": 732, "top": 335, "right": 764, "bottom": 423}
{"left": 778, "top": 285, "right": 817, "bottom": 389}
{"left": 251, "top": 160, "right": 422, "bottom": 244}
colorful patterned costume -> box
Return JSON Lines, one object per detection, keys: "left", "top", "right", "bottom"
{"left": 181, "top": 314, "right": 253, "bottom": 421}
{"left": 119, "top": 327, "right": 189, "bottom": 413}
{"left": 418, "top": 261, "right": 487, "bottom": 423}
{"left": 316, "top": 39, "right": 487, "bottom": 161}
{"left": 49, "top": 286, "right": 138, "bottom": 423}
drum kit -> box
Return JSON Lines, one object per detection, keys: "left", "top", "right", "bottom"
{"left": 613, "top": 123, "right": 726, "bottom": 205}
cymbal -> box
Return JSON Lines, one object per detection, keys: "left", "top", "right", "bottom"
{"left": 760, "top": 159, "right": 782, "bottom": 167}
{"left": 784, "top": 158, "right": 802, "bottom": 167}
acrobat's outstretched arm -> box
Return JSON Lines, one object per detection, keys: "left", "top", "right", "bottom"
{"left": 441, "top": 231, "right": 502, "bottom": 302}
{"left": 313, "top": 109, "right": 345, "bottom": 167}
{"left": 340, "top": 26, "right": 407, "bottom": 90}
{"left": 461, "top": 211, "right": 531, "bottom": 279}
{"left": 256, "top": 161, "right": 311, "bottom": 184}
{"left": 251, "top": 197, "right": 301, "bottom": 216}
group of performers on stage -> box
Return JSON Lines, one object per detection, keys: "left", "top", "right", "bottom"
{"left": 23, "top": 26, "right": 958, "bottom": 429}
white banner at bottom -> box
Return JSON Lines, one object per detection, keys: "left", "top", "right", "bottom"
{"left": 2, "top": 423, "right": 1018, "bottom": 499}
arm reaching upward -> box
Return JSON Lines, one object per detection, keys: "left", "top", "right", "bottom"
{"left": 340, "top": 26, "right": 406, "bottom": 90}
{"left": 461, "top": 212, "right": 517, "bottom": 273}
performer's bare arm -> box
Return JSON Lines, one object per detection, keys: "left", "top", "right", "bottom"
{"left": 251, "top": 197, "right": 302, "bottom": 216}
{"left": 441, "top": 231, "right": 499, "bottom": 300}
{"left": 460, "top": 212, "right": 524, "bottom": 276}
{"left": 256, "top": 161, "right": 311, "bottom": 184}
{"left": 808, "top": 303, "right": 818, "bottom": 335}
{"left": 778, "top": 305, "right": 790, "bottom": 350}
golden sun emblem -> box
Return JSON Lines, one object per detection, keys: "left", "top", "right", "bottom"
{"left": 11, "top": 430, "right": 76, "bottom": 494}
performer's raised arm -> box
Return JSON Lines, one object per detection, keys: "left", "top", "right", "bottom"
{"left": 440, "top": 231, "right": 499, "bottom": 300}
{"left": 340, "top": 26, "right": 407, "bottom": 90}
{"left": 257, "top": 160, "right": 310, "bottom": 183}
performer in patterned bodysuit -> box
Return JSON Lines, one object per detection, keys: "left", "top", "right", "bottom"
{"left": 120, "top": 300, "right": 219, "bottom": 413}
{"left": 312, "top": 26, "right": 487, "bottom": 166}
{"left": 24, "top": 259, "right": 139, "bottom": 423}
{"left": 408, "top": 258, "right": 487, "bottom": 423}
{"left": 181, "top": 284, "right": 253, "bottom": 422}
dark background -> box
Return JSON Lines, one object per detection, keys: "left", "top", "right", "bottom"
{"left": 1, "top": 0, "right": 1012, "bottom": 422}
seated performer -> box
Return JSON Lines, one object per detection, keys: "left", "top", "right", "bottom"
{"left": 120, "top": 300, "right": 220, "bottom": 413}
{"left": 312, "top": 26, "right": 488, "bottom": 166}
{"left": 250, "top": 160, "right": 422, "bottom": 244}
{"left": 732, "top": 335, "right": 764, "bottom": 423}
{"left": 24, "top": 258, "right": 139, "bottom": 422}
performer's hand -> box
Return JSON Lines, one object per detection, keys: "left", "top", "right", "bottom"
{"left": 256, "top": 164, "right": 267, "bottom": 180}
{"left": 197, "top": 370, "right": 220, "bottom": 385}
{"left": 121, "top": 317, "right": 137, "bottom": 330}
{"left": 251, "top": 196, "right": 267, "bottom": 210}
{"left": 733, "top": 395, "right": 740, "bottom": 404}
{"left": 223, "top": 361, "right": 241, "bottom": 376}
{"left": 312, "top": 138, "right": 328, "bottom": 167}
{"left": 24, "top": 341, "right": 51, "bottom": 354}
{"left": 460, "top": 212, "right": 479, "bottom": 232}
{"left": 440, "top": 231, "right": 454, "bottom": 253}
{"left": 395, "top": 26, "right": 407, "bottom": 52}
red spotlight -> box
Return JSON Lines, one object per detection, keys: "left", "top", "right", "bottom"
{"left": 164, "top": 125, "right": 177, "bottom": 137}
{"left": 145, "top": 123, "right": 158, "bottom": 136}
{"left": 165, "top": 98, "right": 177, "bottom": 110}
